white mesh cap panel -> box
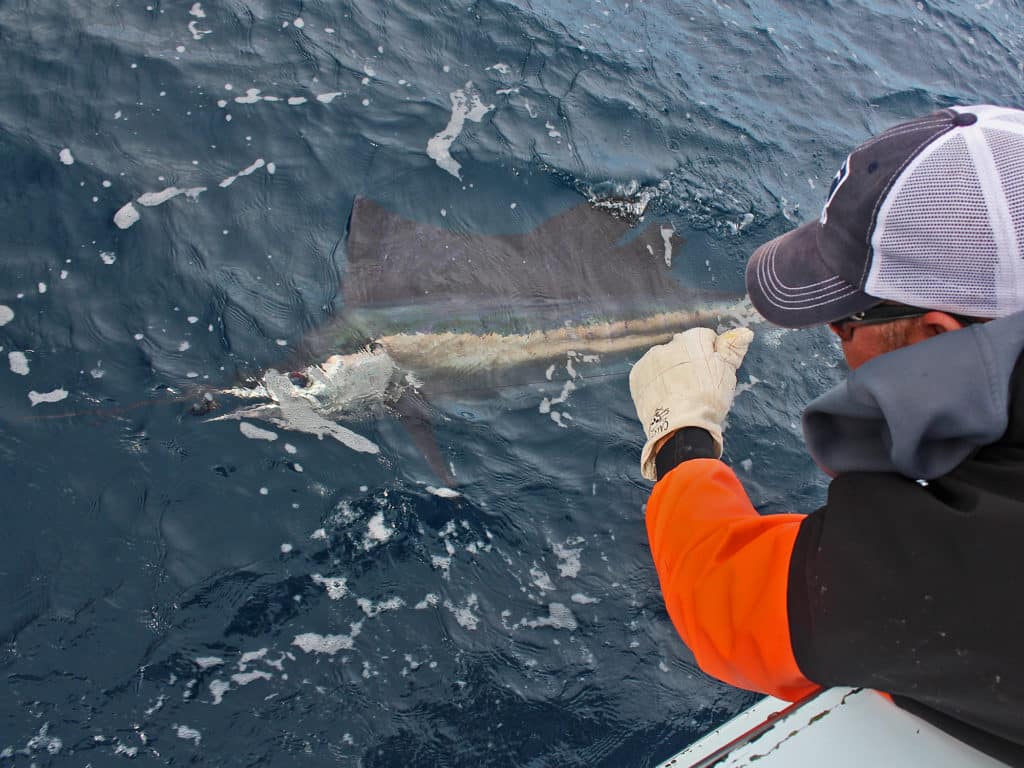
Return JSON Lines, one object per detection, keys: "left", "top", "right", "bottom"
{"left": 866, "top": 106, "right": 1024, "bottom": 317}
{"left": 868, "top": 132, "right": 1000, "bottom": 315}
{"left": 984, "top": 127, "right": 1024, "bottom": 284}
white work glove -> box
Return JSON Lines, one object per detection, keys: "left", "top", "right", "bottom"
{"left": 629, "top": 327, "right": 754, "bottom": 480}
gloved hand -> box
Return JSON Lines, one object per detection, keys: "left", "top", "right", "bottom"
{"left": 629, "top": 327, "right": 754, "bottom": 480}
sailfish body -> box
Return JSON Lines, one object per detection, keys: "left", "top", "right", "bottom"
{"left": 213, "top": 198, "right": 756, "bottom": 463}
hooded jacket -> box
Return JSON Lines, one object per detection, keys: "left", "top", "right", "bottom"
{"left": 646, "top": 311, "right": 1024, "bottom": 750}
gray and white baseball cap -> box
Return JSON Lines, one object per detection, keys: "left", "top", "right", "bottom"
{"left": 746, "top": 105, "right": 1024, "bottom": 328}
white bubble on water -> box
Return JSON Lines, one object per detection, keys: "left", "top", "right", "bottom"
{"left": 443, "top": 593, "right": 480, "bottom": 630}
{"left": 231, "top": 670, "right": 272, "bottom": 687}
{"left": 28, "top": 388, "right": 68, "bottom": 406}
{"left": 208, "top": 680, "right": 229, "bottom": 705}
{"left": 553, "top": 538, "right": 583, "bottom": 578}
{"left": 426, "top": 82, "right": 494, "bottom": 180}
{"left": 59, "top": 148, "right": 74, "bottom": 165}
{"left": 235, "top": 88, "right": 263, "bottom": 104}
{"left": 0, "top": 306, "right": 13, "bottom": 326}
{"left": 113, "top": 202, "right": 140, "bottom": 229}
{"left": 219, "top": 158, "right": 265, "bottom": 188}
{"left": 174, "top": 725, "right": 201, "bottom": 746}
{"left": 188, "top": 20, "right": 211, "bottom": 40}
{"left": 292, "top": 623, "right": 363, "bottom": 655}
{"left": 426, "top": 486, "right": 461, "bottom": 499}
{"left": 357, "top": 596, "right": 405, "bottom": 617}
{"left": 9, "top": 351, "right": 29, "bottom": 375}
{"left": 660, "top": 225, "right": 675, "bottom": 267}
{"left": 415, "top": 593, "right": 439, "bottom": 609}
{"left": 24, "top": 723, "right": 62, "bottom": 756}
{"left": 239, "top": 423, "right": 277, "bottom": 442}
{"left": 311, "top": 574, "right": 347, "bottom": 599}
{"left": 530, "top": 566, "right": 555, "bottom": 592}
{"left": 363, "top": 512, "right": 393, "bottom": 550}
{"left": 237, "top": 649, "right": 267, "bottom": 671}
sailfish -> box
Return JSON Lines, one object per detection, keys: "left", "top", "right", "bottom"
{"left": 210, "top": 197, "right": 756, "bottom": 480}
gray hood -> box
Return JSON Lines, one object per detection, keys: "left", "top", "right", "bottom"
{"left": 802, "top": 311, "right": 1024, "bottom": 480}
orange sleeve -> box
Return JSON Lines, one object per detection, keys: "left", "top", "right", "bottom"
{"left": 646, "top": 458, "right": 819, "bottom": 701}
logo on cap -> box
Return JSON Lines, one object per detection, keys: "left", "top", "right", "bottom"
{"left": 820, "top": 154, "right": 852, "bottom": 225}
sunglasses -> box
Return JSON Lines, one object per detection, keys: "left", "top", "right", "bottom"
{"left": 831, "top": 304, "right": 979, "bottom": 336}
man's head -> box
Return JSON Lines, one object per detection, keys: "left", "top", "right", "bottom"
{"left": 745, "top": 105, "right": 1024, "bottom": 367}
{"left": 826, "top": 305, "right": 974, "bottom": 369}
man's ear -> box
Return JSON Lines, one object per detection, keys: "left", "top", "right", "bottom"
{"left": 920, "top": 311, "right": 968, "bottom": 337}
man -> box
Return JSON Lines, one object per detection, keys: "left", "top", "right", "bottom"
{"left": 629, "top": 105, "right": 1024, "bottom": 752}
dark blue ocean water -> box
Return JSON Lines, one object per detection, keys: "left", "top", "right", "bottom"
{"left": 1, "top": 1, "right": 1022, "bottom": 765}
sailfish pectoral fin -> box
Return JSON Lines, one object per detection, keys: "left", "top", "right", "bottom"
{"left": 392, "top": 388, "right": 457, "bottom": 488}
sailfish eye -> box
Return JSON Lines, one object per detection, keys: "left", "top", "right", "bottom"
{"left": 288, "top": 371, "right": 310, "bottom": 387}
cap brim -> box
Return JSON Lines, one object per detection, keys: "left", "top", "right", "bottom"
{"left": 746, "top": 222, "right": 878, "bottom": 328}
